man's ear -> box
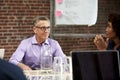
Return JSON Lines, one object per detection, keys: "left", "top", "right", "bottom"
{"left": 33, "top": 27, "right": 37, "bottom": 33}
{"left": 34, "top": 30, "right": 36, "bottom": 33}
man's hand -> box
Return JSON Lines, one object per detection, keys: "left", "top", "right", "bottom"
{"left": 18, "top": 63, "right": 32, "bottom": 70}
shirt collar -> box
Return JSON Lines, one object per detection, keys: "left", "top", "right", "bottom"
{"left": 31, "top": 35, "right": 49, "bottom": 45}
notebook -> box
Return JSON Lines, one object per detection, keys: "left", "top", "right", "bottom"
{"left": 71, "top": 50, "right": 120, "bottom": 80}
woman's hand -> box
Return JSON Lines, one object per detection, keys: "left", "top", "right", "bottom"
{"left": 94, "top": 34, "right": 109, "bottom": 50}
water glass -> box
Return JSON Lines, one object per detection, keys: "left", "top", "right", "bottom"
{"left": 40, "top": 45, "right": 52, "bottom": 71}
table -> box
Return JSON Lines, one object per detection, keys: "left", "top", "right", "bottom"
{"left": 24, "top": 57, "right": 72, "bottom": 80}
{"left": 24, "top": 70, "right": 72, "bottom": 80}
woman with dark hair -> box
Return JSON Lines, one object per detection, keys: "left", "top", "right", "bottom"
{"left": 94, "top": 12, "right": 120, "bottom": 51}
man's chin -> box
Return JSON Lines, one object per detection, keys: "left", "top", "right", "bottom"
{"left": 43, "top": 37, "right": 48, "bottom": 40}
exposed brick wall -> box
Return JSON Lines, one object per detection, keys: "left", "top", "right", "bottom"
{"left": 0, "top": 0, "right": 50, "bottom": 60}
{"left": 0, "top": 0, "right": 120, "bottom": 60}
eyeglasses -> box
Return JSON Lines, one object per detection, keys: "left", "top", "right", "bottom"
{"left": 36, "top": 26, "right": 50, "bottom": 31}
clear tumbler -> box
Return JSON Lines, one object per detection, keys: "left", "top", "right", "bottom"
{"left": 40, "top": 45, "right": 52, "bottom": 71}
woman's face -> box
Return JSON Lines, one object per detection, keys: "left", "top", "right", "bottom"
{"left": 105, "top": 22, "right": 117, "bottom": 39}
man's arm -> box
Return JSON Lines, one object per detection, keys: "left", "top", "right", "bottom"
{"left": 53, "top": 41, "right": 67, "bottom": 63}
{"left": 18, "top": 63, "right": 32, "bottom": 70}
{"left": 9, "top": 40, "right": 31, "bottom": 70}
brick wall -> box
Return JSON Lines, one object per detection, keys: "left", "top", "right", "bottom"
{"left": 0, "top": 0, "right": 50, "bottom": 60}
{"left": 0, "top": 0, "right": 120, "bottom": 60}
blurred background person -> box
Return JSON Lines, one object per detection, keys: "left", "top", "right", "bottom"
{"left": 94, "top": 12, "right": 120, "bottom": 52}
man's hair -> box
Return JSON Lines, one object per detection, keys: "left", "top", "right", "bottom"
{"left": 108, "top": 12, "right": 120, "bottom": 39}
{"left": 33, "top": 16, "right": 50, "bottom": 26}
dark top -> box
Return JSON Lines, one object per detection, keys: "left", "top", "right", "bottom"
{"left": 107, "top": 40, "right": 120, "bottom": 51}
{"left": 107, "top": 40, "right": 120, "bottom": 59}
{"left": 0, "top": 59, "right": 27, "bottom": 80}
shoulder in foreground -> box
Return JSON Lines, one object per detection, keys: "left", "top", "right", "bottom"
{"left": 0, "top": 59, "right": 27, "bottom": 80}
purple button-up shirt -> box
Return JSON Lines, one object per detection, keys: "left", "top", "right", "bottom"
{"left": 9, "top": 35, "right": 66, "bottom": 69}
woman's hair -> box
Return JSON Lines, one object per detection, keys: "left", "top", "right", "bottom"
{"left": 108, "top": 12, "right": 120, "bottom": 39}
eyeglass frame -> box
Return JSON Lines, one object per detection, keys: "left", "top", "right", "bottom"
{"left": 36, "top": 26, "right": 50, "bottom": 31}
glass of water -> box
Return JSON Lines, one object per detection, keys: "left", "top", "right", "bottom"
{"left": 40, "top": 45, "right": 52, "bottom": 72}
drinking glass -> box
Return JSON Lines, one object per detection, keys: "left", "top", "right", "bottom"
{"left": 40, "top": 45, "right": 52, "bottom": 72}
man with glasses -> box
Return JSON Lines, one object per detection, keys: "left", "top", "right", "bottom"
{"left": 9, "top": 16, "right": 67, "bottom": 70}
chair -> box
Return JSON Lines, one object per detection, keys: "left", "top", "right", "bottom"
{"left": 0, "top": 49, "right": 5, "bottom": 59}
